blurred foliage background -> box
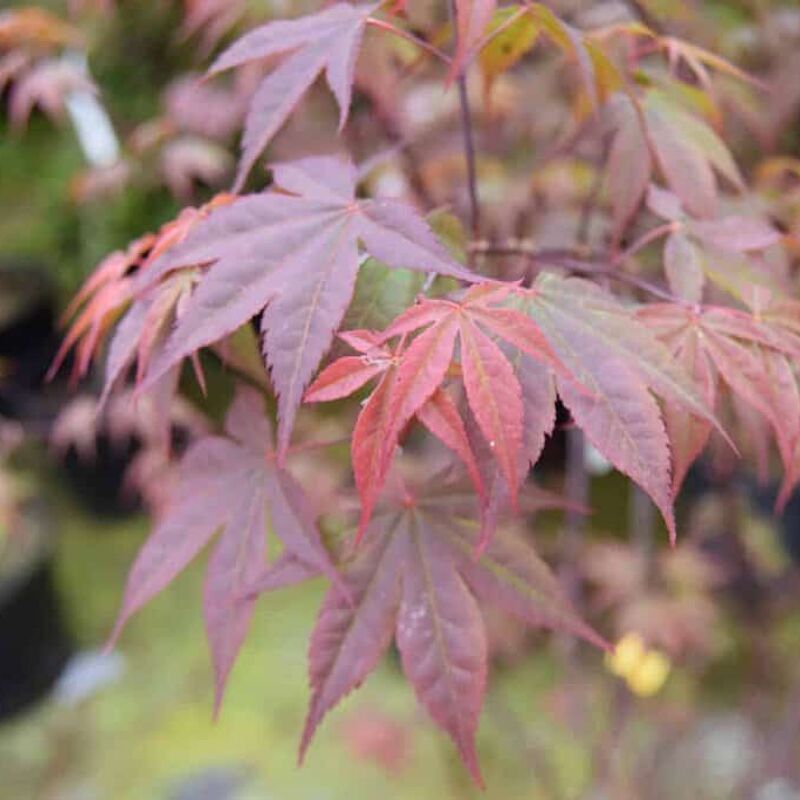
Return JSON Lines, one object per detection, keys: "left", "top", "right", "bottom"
{"left": 1, "top": 1, "right": 800, "bottom": 798}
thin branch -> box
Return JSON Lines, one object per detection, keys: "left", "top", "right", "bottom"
{"left": 470, "top": 243, "right": 681, "bottom": 302}
{"left": 612, "top": 222, "right": 675, "bottom": 266}
{"left": 447, "top": 0, "right": 481, "bottom": 242}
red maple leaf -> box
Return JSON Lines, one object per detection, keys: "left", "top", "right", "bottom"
{"left": 297, "top": 468, "right": 608, "bottom": 785}
{"left": 306, "top": 284, "right": 562, "bottom": 539}
{"left": 309, "top": 277, "right": 720, "bottom": 546}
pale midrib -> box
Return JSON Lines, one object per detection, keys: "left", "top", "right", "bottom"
{"left": 282, "top": 216, "right": 355, "bottom": 411}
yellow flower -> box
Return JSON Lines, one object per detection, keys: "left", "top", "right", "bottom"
{"left": 605, "top": 632, "right": 671, "bottom": 697}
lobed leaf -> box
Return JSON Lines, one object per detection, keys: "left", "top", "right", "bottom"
{"left": 142, "top": 155, "right": 473, "bottom": 456}
{"left": 300, "top": 475, "right": 605, "bottom": 780}
{"left": 108, "top": 387, "right": 339, "bottom": 703}
{"left": 208, "top": 2, "right": 380, "bottom": 188}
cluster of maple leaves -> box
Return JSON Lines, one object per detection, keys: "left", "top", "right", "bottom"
{"left": 46, "top": 0, "right": 800, "bottom": 784}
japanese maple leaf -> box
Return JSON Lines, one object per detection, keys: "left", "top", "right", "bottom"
{"left": 107, "top": 387, "right": 340, "bottom": 710}
{"left": 305, "top": 328, "right": 485, "bottom": 540}
{"left": 606, "top": 95, "right": 652, "bottom": 240}
{"left": 607, "top": 91, "right": 743, "bottom": 228}
{"left": 637, "top": 303, "right": 800, "bottom": 497}
{"left": 519, "top": 273, "right": 723, "bottom": 544}
{"left": 645, "top": 185, "right": 781, "bottom": 303}
{"left": 141, "top": 154, "right": 474, "bottom": 457}
{"left": 306, "top": 285, "right": 564, "bottom": 538}
{"left": 207, "top": 1, "right": 380, "bottom": 189}
{"left": 299, "top": 470, "right": 607, "bottom": 785}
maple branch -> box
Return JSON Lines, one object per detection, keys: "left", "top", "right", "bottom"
{"left": 470, "top": 243, "right": 681, "bottom": 302}
{"left": 447, "top": 0, "right": 481, "bottom": 242}
{"left": 622, "top": 0, "right": 665, "bottom": 34}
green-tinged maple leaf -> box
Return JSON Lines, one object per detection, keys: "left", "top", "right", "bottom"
{"left": 107, "top": 387, "right": 340, "bottom": 710}
{"left": 474, "top": 3, "right": 619, "bottom": 108}
{"left": 478, "top": 5, "right": 538, "bottom": 99}
{"left": 298, "top": 470, "right": 607, "bottom": 784}
{"left": 607, "top": 91, "right": 745, "bottom": 229}
{"left": 646, "top": 185, "right": 782, "bottom": 303}
{"left": 341, "top": 257, "right": 425, "bottom": 332}
{"left": 520, "top": 273, "right": 723, "bottom": 543}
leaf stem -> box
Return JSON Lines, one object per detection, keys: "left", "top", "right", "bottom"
{"left": 366, "top": 18, "right": 451, "bottom": 64}
{"left": 447, "top": 0, "right": 481, "bottom": 242}
{"left": 612, "top": 222, "right": 675, "bottom": 266}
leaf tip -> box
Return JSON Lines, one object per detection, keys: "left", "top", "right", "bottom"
{"left": 459, "top": 738, "right": 485, "bottom": 789}
{"left": 668, "top": 522, "right": 677, "bottom": 549}
{"left": 297, "top": 706, "right": 320, "bottom": 767}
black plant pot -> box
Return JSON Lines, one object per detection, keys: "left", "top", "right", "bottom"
{"left": 0, "top": 502, "right": 72, "bottom": 722}
{"left": 59, "top": 433, "right": 143, "bottom": 519}
{"left": 747, "top": 477, "right": 800, "bottom": 566}
{"left": 0, "top": 260, "right": 63, "bottom": 423}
